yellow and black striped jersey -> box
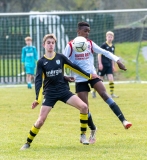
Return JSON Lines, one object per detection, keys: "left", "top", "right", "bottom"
{"left": 35, "top": 53, "right": 92, "bottom": 103}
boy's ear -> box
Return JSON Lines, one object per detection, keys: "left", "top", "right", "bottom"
{"left": 77, "top": 29, "right": 80, "bottom": 34}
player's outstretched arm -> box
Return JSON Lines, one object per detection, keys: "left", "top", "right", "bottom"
{"left": 116, "top": 60, "right": 127, "bottom": 71}
{"left": 62, "top": 54, "right": 98, "bottom": 80}
{"left": 35, "top": 60, "right": 44, "bottom": 104}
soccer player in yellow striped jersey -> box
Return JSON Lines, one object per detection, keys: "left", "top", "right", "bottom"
{"left": 20, "top": 34, "right": 99, "bottom": 150}
{"left": 63, "top": 22, "right": 132, "bottom": 144}
{"left": 95, "top": 31, "right": 119, "bottom": 98}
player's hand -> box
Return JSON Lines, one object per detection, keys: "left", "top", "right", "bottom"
{"left": 64, "top": 76, "right": 75, "bottom": 82}
{"left": 98, "top": 64, "right": 103, "bottom": 70}
{"left": 91, "top": 74, "right": 100, "bottom": 79}
{"left": 117, "top": 60, "right": 127, "bottom": 71}
{"left": 32, "top": 101, "right": 39, "bottom": 109}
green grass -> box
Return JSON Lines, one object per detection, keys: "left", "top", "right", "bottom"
{"left": 115, "top": 41, "right": 147, "bottom": 81}
{"left": 0, "top": 84, "right": 147, "bottom": 160}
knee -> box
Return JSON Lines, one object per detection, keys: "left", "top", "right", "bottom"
{"left": 35, "top": 118, "right": 45, "bottom": 128}
{"left": 81, "top": 103, "right": 88, "bottom": 113}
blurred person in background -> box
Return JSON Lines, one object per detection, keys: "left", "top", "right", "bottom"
{"left": 21, "top": 36, "right": 38, "bottom": 89}
{"left": 91, "top": 31, "right": 119, "bottom": 98}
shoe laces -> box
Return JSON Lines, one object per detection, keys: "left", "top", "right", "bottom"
{"left": 90, "top": 129, "right": 96, "bottom": 139}
{"left": 81, "top": 134, "right": 86, "bottom": 139}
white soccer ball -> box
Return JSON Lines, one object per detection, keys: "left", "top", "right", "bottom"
{"left": 72, "top": 36, "right": 88, "bottom": 52}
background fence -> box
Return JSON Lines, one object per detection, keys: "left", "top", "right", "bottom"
{"left": 0, "top": 9, "right": 147, "bottom": 84}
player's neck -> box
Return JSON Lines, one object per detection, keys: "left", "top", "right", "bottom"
{"left": 106, "top": 41, "right": 112, "bottom": 46}
{"left": 45, "top": 51, "right": 55, "bottom": 58}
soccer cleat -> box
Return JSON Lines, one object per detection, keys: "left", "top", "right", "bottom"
{"left": 111, "top": 94, "right": 119, "bottom": 98}
{"left": 20, "top": 143, "right": 30, "bottom": 150}
{"left": 123, "top": 120, "right": 132, "bottom": 129}
{"left": 80, "top": 134, "right": 89, "bottom": 145}
{"left": 91, "top": 91, "right": 96, "bottom": 98}
{"left": 89, "top": 127, "right": 97, "bottom": 144}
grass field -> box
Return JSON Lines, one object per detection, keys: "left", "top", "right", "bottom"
{"left": 0, "top": 83, "right": 147, "bottom": 160}
{"left": 115, "top": 41, "right": 147, "bottom": 81}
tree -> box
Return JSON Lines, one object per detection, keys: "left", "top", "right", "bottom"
{"left": 99, "top": 0, "right": 147, "bottom": 10}
{"left": 20, "top": 0, "right": 36, "bottom": 12}
{"left": 36, "top": 0, "right": 100, "bottom": 11}
{"left": 0, "top": 0, "right": 10, "bottom": 12}
{"left": 0, "top": 0, "right": 147, "bottom": 12}
{"left": 0, "top": 0, "right": 42, "bottom": 12}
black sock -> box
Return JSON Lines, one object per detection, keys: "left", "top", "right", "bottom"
{"left": 109, "top": 102, "right": 125, "bottom": 122}
{"left": 88, "top": 113, "right": 96, "bottom": 130}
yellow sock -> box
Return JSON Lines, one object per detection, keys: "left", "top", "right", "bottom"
{"left": 27, "top": 125, "right": 40, "bottom": 144}
{"left": 80, "top": 113, "right": 88, "bottom": 135}
{"left": 109, "top": 81, "right": 114, "bottom": 95}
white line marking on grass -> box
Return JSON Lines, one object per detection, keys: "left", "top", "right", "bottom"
{"left": 1, "top": 81, "right": 147, "bottom": 88}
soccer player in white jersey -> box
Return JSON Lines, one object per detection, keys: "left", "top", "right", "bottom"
{"left": 63, "top": 21, "right": 132, "bottom": 144}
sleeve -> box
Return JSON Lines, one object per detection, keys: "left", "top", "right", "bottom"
{"left": 35, "top": 60, "right": 44, "bottom": 103}
{"left": 63, "top": 44, "right": 72, "bottom": 58}
{"left": 21, "top": 47, "right": 25, "bottom": 64}
{"left": 100, "top": 43, "right": 105, "bottom": 49}
{"left": 34, "top": 47, "right": 38, "bottom": 61}
{"left": 92, "top": 41, "right": 119, "bottom": 62}
{"left": 61, "top": 54, "right": 92, "bottom": 80}
{"left": 63, "top": 44, "right": 72, "bottom": 76}
{"left": 99, "top": 43, "right": 105, "bottom": 55}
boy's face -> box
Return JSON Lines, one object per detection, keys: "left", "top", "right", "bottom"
{"left": 77, "top": 26, "right": 90, "bottom": 39}
{"left": 25, "top": 40, "right": 32, "bottom": 46}
{"left": 106, "top": 34, "right": 114, "bottom": 43}
{"left": 43, "top": 38, "right": 55, "bottom": 52}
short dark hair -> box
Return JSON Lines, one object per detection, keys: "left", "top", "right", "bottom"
{"left": 78, "top": 21, "right": 90, "bottom": 29}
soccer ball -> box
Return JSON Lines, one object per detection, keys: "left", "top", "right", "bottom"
{"left": 72, "top": 36, "right": 88, "bottom": 52}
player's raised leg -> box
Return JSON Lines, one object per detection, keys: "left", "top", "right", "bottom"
{"left": 94, "top": 81, "right": 132, "bottom": 129}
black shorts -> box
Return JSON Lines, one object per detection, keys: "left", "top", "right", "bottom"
{"left": 98, "top": 65, "right": 113, "bottom": 76}
{"left": 42, "top": 89, "right": 74, "bottom": 107}
{"left": 75, "top": 78, "right": 102, "bottom": 93}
